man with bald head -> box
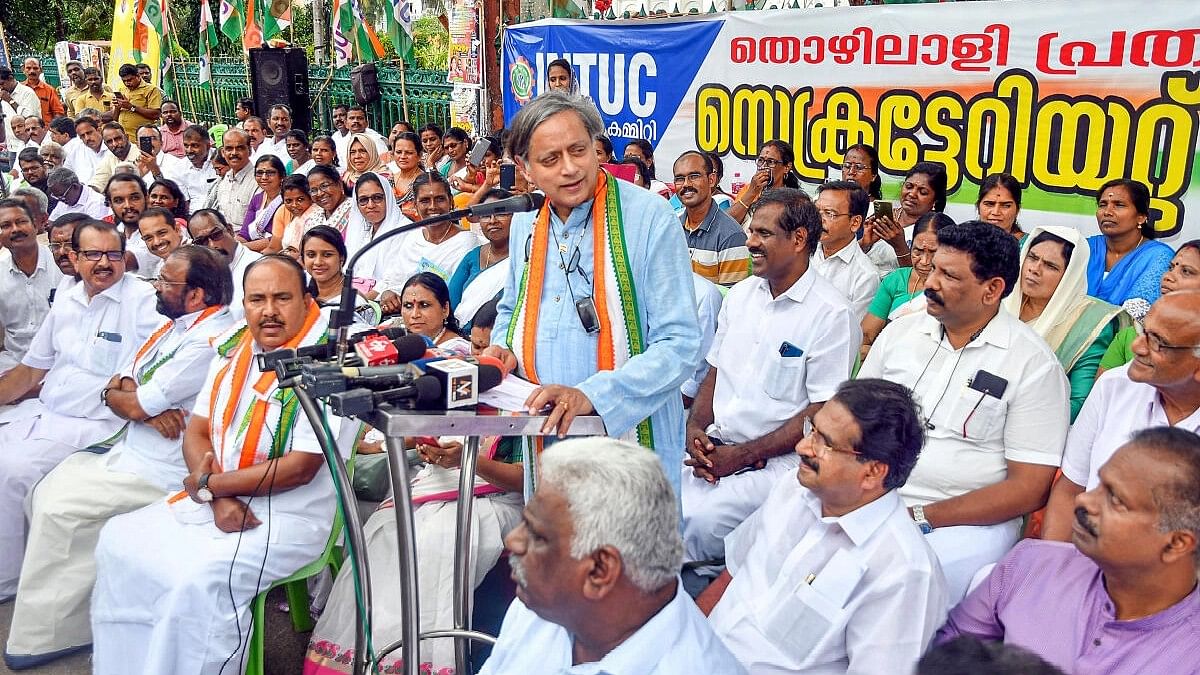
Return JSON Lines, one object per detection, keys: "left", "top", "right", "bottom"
{"left": 1043, "top": 290, "right": 1200, "bottom": 539}
{"left": 91, "top": 255, "right": 350, "bottom": 675}
{"left": 212, "top": 128, "right": 257, "bottom": 225}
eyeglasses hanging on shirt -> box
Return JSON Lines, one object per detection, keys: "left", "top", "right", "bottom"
{"left": 550, "top": 223, "right": 601, "bottom": 335}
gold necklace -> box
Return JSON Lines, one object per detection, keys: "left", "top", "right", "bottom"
{"left": 427, "top": 223, "right": 455, "bottom": 245}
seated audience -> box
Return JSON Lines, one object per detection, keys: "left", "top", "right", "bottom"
{"left": 285, "top": 129, "right": 315, "bottom": 175}
{"left": 674, "top": 150, "right": 749, "bottom": 287}
{"left": 1099, "top": 240, "right": 1200, "bottom": 372}
{"left": 88, "top": 121, "right": 145, "bottom": 192}
{"left": 342, "top": 171, "right": 409, "bottom": 285}
{"left": 419, "top": 123, "right": 448, "bottom": 172}
{"left": 859, "top": 221, "right": 1070, "bottom": 602}
{"left": 480, "top": 438, "right": 746, "bottom": 675}
{"left": 0, "top": 199, "right": 63, "bottom": 376}
{"left": 239, "top": 154, "right": 286, "bottom": 252}
{"left": 66, "top": 116, "right": 106, "bottom": 185}
{"left": 135, "top": 207, "right": 185, "bottom": 278}
{"left": 976, "top": 173, "right": 1024, "bottom": 242}
{"left": 861, "top": 161, "right": 947, "bottom": 277}
{"left": 1041, "top": 290, "right": 1200, "bottom": 540}
{"left": 699, "top": 379, "right": 947, "bottom": 673}
{"left": 469, "top": 297, "right": 500, "bottom": 355}
{"left": 178, "top": 123, "right": 216, "bottom": 208}
{"left": 450, "top": 188, "right": 513, "bottom": 328}
{"left": 102, "top": 173, "right": 156, "bottom": 272}
{"left": 378, "top": 171, "right": 475, "bottom": 312}
{"left": 1086, "top": 178, "right": 1174, "bottom": 318}
{"left": 341, "top": 132, "right": 390, "bottom": 188}
{"left": 343, "top": 106, "right": 389, "bottom": 160}
{"left": 3, "top": 247, "right": 233, "bottom": 669}
{"left": 12, "top": 186, "right": 49, "bottom": 235}
{"left": 90, "top": 256, "right": 350, "bottom": 675}
{"left": 623, "top": 137, "right": 670, "bottom": 197}
{"left": 187, "top": 208, "right": 263, "bottom": 319}
{"left": 0, "top": 220, "right": 160, "bottom": 603}
{"left": 17, "top": 147, "right": 53, "bottom": 210}
{"left": 300, "top": 225, "right": 377, "bottom": 326}
{"left": 311, "top": 135, "right": 340, "bottom": 170}
{"left": 389, "top": 131, "right": 424, "bottom": 220}
{"left": 1002, "top": 226, "right": 1130, "bottom": 420}
{"left": 212, "top": 128, "right": 257, "bottom": 226}
{"left": 47, "top": 214, "right": 84, "bottom": 288}
{"left": 937, "top": 428, "right": 1200, "bottom": 675}
{"left": 307, "top": 164, "right": 354, "bottom": 236}
{"left": 46, "top": 166, "right": 109, "bottom": 221}
{"left": 840, "top": 143, "right": 882, "bottom": 202}
{"left": 861, "top": 212, "right": 954, "bottom": 361}
{"left": 813, "top": 180, "right": 880, "bottom": 319}
{"left": 727, "top": 140, "right": 802, "bottom": 224}
{"left": 683, "top": 189, "right": 859, "bottom": 571}
{"left": 133, "top": 124, "right": 188, "bottom": 188}
{"left": 270, "top": 174, "right": 320, "bottom": 258}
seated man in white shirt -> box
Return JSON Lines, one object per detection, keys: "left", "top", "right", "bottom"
{"left": 813, "top": 181, "right": 880, "bottom": 320}
{"left": 0, "top": 199, "right": 63, "bottom": 375}
{"left": 135, "top": 207, "right": 184, "bottom": 279}
{"left": 1041, "top": 290, "right": 1200, "bottom": 541}
{"left": 90, "top": 255, "right": 348, "bottom": 675}
{"left": 859, "top": 221, "right": 1070, "bottom": 602}
{"left": 4, "top": 246, "right": 234, "bottom": 669}
{"left": 683, "top": 189, "right": 860, "bottom": 571}
{"left": 481, "top": 437, "right": 747, "bottom": 675}
{"left": 65, "top": 116, "right": 107, "bottom": 186}
{"left": 132, "top": 124, "right": 188, "bottom": 188}
{"left": 0, "top": 220, "right": 161, "bottom": 602}
{"left": 177, "top": 124, "right": 217, "bottom": 209}
{"left": 187, "top": 208, "right": 262, "bottom": 319}
{"left": 46, "top": 167, "right": 110, "bottom": 221}
{"left": 102, "top": 173, "right": 157, "bottom": 273}
{"left": 698, "top": 378, "right": 948, "bottom": 674}
{"left": 253, "top": 104, "right": 293, "bottom": 164}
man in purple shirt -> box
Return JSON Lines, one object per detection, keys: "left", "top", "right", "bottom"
{"left": 937, "top": 426, "right": 1200, "bottom": 674}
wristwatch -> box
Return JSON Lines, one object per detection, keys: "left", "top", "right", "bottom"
{"left": 196, "top": 473, "right": 214, "bottom": 503}
{"left": 912, "top": 504, "right": 934, "bottom": 534}
{"left": 100, "top": 386, "right": 114, "bottom": 406}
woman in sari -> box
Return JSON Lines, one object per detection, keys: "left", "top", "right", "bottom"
{"left": 1098, "top": 240, "right": 1200, "bottom": 373}
{"left": 726, "top": 139, "right": 803, "bottom": 223}
{"left": 860, "top": 161, "right": 948, "bottom": 278}
{"left": 285, "top": 129, "right": 315, "bottom": 175}
{"left": 860, "top": 212, "right": 955, "bottom": 362}
{"left": 300, "top": 225, "right": 380, "bottom": 325}
{"left": 147, "top": 178, "right": 190, "bottom": 221}
{"left": 449, "top": 188, "right": 512, "bottom": 330}
{"left": 1004, "top": 225, "right": 1131, "bottom": 420}
{"left": 307, "top": 164, "right": 354, "bottom": 237}
{"left": 239, "top": 154, "right": 285, "bottom": 252}
{"left": 977, "top": 172, "right": 1024, "bottom": 241}
{"left": 311, "top": 135, "right": 340, "bottom": 170}
{"left": 388, "top": 131, "right": 423, "bottom": 221}
{"left": 419, "top": 123, "right": 448, "bottom": 173}
{"left": 1086, "top": 178, "right": 1174, "bottom": 317}
{"left": 342, "top": 133, "right": 390, "bottom": 188}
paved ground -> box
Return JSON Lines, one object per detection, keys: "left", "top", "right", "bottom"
{"left": 0, "top": 588, "right": 308, "bottom": 675}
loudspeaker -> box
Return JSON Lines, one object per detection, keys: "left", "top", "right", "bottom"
{"left": 249, "top": 47, "right": 312, "bottom": 133}
{"left": 351, "top": 62, "right": 380, "bottom": 106}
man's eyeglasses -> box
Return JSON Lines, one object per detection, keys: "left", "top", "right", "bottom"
{"left": 1143, "top": 331, "right": 1200, "bottom": 355}
{"left": 191, "top": 227, "right": 227, "bottom": 247}
{"left": 78, "top": 250, "right": 124, "bottom": 262}
{"left": 818, "top": 210, "right": 850, "bottom": 221}
{"left": 756, "top": 157, "right": 784, "bottom": 169}
{"left": 841, "top": 162, "right": 869, "bottom": 173}
{"left": 356, "top": 194, "right": 388, "bottom": 207}
{"left": 151, "top": 277, "right": 188, "bottom": 287}
{"left": 48, "top": 242, "right": 73, "bottom": 252}
{"left": 803, "top": 417, "right": 863, "bottom": 459}
{"left": 673, "top": 171, "right": 710, "bottom": 185}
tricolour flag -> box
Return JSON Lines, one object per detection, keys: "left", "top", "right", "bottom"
{"left": 199, "top": 0, "right": 218, "bottom": 88}
{"left": 218, "top": 0, "right": 245, "bottom": 43}
{"left": 385, "top": 0, "right": 414, "bottom": 62}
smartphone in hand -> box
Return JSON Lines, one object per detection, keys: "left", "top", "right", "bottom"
{"left": 873, "top": 200, "right": 893, "bottom": 219}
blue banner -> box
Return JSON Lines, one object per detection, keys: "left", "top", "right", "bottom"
{"left": 502, "top": 18, "right": 724, "bottom": 158}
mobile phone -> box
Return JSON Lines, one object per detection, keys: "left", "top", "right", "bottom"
{"left": 499, "top": 163, "right": 516, "bottom": 191}
{"left": 138, "top": 136, "right": 154, "bottom": 154}
{"left": 467, "top": 137, "right": 492, "bottom": 167}
{"left": 969, "top": 370, "right": 1009, "bottom": 399}
{"left": 873, "top": 200, "right": 893, "bottom": 219}
{"left": 575, "top": 297, "right": 600, "bottom": 334}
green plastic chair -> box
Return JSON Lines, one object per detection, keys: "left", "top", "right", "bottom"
{"left": 245, "top": 430, "right": 362, "bottom": 675}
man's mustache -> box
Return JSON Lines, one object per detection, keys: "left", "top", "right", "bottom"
{"left": 924, "top": 288, "right": 944, "bottom": 306}
{"left": 1075, "top": 507, "right": 1098, "bottom": 537}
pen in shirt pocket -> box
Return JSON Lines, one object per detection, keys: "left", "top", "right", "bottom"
{"left": 96, "top": 331, "right": 123, "bottom": 343}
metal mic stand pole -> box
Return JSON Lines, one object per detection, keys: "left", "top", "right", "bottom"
{"left": 293, "top": 382, "right": 373, "bottom": 675}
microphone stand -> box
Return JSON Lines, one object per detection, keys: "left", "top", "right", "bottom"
{"left": 330, "top": 209, "right": 472, "bottom": 365}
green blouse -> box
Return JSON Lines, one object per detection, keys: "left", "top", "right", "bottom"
{"left": 867, "top": 267, "right": 921, "bottom": 320}
{"left": 1099, "top": 325, "right": 1137, "bottom": 372}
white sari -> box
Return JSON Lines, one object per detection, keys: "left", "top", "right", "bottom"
{"left": 454, "top": 257, "right": 510, "bottom": 327}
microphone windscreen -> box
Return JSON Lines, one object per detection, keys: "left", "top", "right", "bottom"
{"left": 393, "top": 334, "right": 430, "bottom": 363}
{"left": 472, "top": 354, "right": 510, "bottom": 377}
{"left": 478, "top": 364, "right": 504, "bottom": 392}
{"left": 415, "top": 375, "right": 443, "bottom": 402}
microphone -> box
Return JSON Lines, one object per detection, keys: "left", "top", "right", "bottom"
{"left": 467, "top": 192, "right": 545, "bottom": 217}
{"left": 328, "top": 376, "right": 443, "bottom": 417}
{"left": 258, "top": 329, "right": 423, "bottom": 372}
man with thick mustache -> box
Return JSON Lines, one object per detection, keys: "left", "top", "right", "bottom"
{"left": 88, "top": 121, "right": 145, "bottom": 193}
{"left": 0, "top": 219, "right": 160, "bottom": 603}
{"left": 859, "top": 220, "right": 1069, "bottom": 603}
{"left": 90, "top": 255, "right": 349, "bottom": 675}
{"left": 1042, "top": 290, "right": 1200, "bottom": 540}
{"left": 4, "top": 246, "right": 234, "bottom": 669}
{"left": 682, "top": 189, "right": 859, "bottom": 575}
{"left": 0, "top": 199, "right": 63, "bottom": 376}
{"left": 938, "top": 427, "right": 1200, "bottom": 674}
{"left": 212, "top": 128, "right": 258, "bottom": 225}
{"left": 699, "top": 379, "right": 947, "bottom": 673}
{"left": 177, "top": 124, "right": 217, "bottom": 208}
{"left": 674, "top": 150, "right": 749, "bottom": 287}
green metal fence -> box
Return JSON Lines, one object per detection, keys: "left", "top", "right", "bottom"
{"left": 17, "top": 53, "right": 452, "bottom": 135}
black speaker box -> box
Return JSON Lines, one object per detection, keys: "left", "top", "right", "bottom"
{"left": 248, "top": 47, "right": 312, "bottom": 133}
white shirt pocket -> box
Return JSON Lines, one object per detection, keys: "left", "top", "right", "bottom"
{"left": 764, "top": 352, "right": 808, "bottom": 403}
{"left": 758, "top": 548, "right": 865, "bottom": 657}
{"left": 88, "top": 334, "right": 125, "bottom": 375}
{"left": 950, "top": 390, "right": 1008, "bottom": 441}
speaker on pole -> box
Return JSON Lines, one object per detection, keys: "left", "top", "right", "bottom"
{"left": 248, "top": 47, "right": 312, "bottom": 133}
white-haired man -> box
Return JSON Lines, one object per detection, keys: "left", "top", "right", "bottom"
{"left": 481, "top": 437, "right": 746, "bottom": 674}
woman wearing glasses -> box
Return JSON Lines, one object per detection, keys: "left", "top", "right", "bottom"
{"left": 238, "top": 155, "right": 286, "bottom": 253}
{"left": 1002, "top": 226, "right": 1131, "bottom": 421}
{"left": 343, "top": 171, "right": 408, "bottom": 295}
{"left": 727, "top": 139, "right": 801, "bottom": 223}
{"left": 306, "top": 165, "right": 354, "bottom": 238}
{"left": 449, "top": 188, "right": 513, "bottom": 331}
{"left": 376, "top": 171, "right": 476, "bottom": 316}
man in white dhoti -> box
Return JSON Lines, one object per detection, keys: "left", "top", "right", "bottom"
{"left": 3, "top": 246, "right": 234, "bottom": 669}
{"left": 0, "top": 220, "right": 160, "bottom": 603}
{"left": 91, "top": 255, "right": 347, "bottom": 675}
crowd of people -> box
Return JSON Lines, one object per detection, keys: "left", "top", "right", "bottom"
{"left": 0, "top": 55, "right": 1196, "bottom": 675}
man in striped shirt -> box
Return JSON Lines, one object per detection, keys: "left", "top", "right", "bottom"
{"left": 675, "top": 151, "right": 749, "bottom": 287}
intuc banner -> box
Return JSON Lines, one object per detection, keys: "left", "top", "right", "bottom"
{"left": 501, "top": 0, "right": 1200, "bottom": 244}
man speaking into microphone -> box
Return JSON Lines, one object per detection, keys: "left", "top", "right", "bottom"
{"left": 484, "top": 91, "right": 701, "bottom": 491}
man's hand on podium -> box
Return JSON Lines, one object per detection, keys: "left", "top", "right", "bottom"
{"left": 527, "top": 384, "right": 594, "bottom": 438}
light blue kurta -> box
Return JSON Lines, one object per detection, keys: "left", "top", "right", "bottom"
{"left": 493, "top": 180, "right": 701, "bottom": 494}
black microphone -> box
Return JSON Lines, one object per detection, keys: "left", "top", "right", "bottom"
{"left": 328, "top": 376, "right": 443, "bottom": 417}
{"left": 467, "top": 192, "right": 546, "bottom": 217}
